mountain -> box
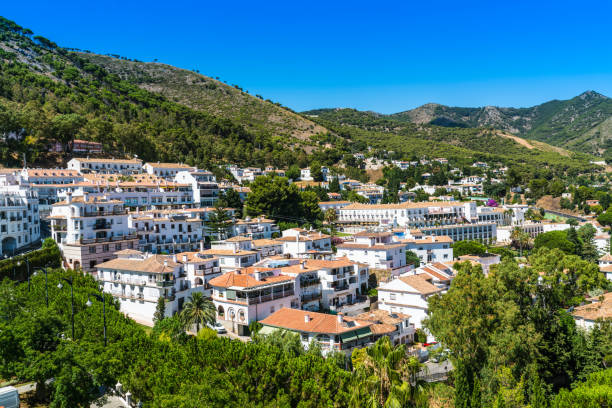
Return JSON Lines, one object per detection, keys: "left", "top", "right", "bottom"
{"left": 78, "top": 53, "right": 327, "bottom": 141}
{"left": 303, "top": 107, "right": 596, "bottom": 179}
{"left": 389, "top": 91, "right": 612, "bottom": 154}
{"left": 0, "top": 17, "right": 326, "bottom": 170}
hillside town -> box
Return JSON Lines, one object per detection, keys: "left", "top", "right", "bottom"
{"left": 2, "top": 154, "right": 610, "bottom": 360}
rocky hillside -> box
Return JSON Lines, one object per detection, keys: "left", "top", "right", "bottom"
{"left": 389, "top": 91, "right": 612, "bottom": 154}
{"left": 79, "top": 54, "right": 327, "bottom": 141}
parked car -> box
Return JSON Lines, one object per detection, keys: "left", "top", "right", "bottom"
{"left": 0, "top": 386, "right": 19, "bottom": 408}
{"left": 207, "top": 322, "right": 227, "bottom": 334}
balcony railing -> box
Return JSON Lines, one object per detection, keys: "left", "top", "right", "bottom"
{"left": 83, "top": 209, "right": 127, "bottom": 217}
{"left": 334, "top": 284, "right": 350, "bottom": 292}
{"left": 300, "top": 277, "right": 321, "bottom": 287}
{"left": 301, "top": 293, "right": 322, "bottom": 302}
{"left": 156, "top": 280, "right": 174, "bottom": 288}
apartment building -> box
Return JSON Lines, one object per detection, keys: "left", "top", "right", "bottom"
{"left": 0, "top": 176, "right": 40, "bottom": 256}
{"left": 174, "top": 170, "right": 219, "bottom": 207}
{"left": 21, "top": 169, "right": 84, "bottom": 214}
{"left": 176, "top": 251, "right": 222, "bottom": 297}
{"left": 336, "top": 231, "right": 410, "bottom": 275}
{"left": 96, "top": 251, "right": 192, "bottom": 325}
{"left": 276, "top": 228, "right": 332, "bottom": 257}
{"left": 230, "top": 217, "right": 279, "bottom": 239}
{"left": 210, "top": 268, "right": 299, "bottom": 335}
{"left": 251, "top": 238, "right": 283, "bottom": 258}
{"left": 60, "top": 178, "right": 194, "bottom": 211}
{"left": 403, "top": 235, "right": 453, "bottom": 264}
{"left": 67, "top": 158, "right": 142, "bottom": 174}
{"left": 259, "top": 308, "right": 373, "bottom": 356}
{"left": 129, "top": 211, "right": 205, "bottom": 254}
{"left": 69, "top": 139, "right": 102, "bottom": 154}
{"left": 50, "top": 192, "right": 138, "bottom": 271}
{"left": 337, "top": 201, "right": 477, "bottom": 228}
{"left": 476, "top": 206, "right": 511, "bottom": 226}
{"left": 419, "top": 222, "right": 497, "bottom": 244}
{"left": 256, "top": 257, "right": 371, "bottom": 315}
{"left": 143, "top": 162, "right": 196, "bottom": 179}
{"left": 199, "top": 247, "right": 260, "bottom": 271}
{"left": 377, "top": 274, "right": 444, "bottom": 341}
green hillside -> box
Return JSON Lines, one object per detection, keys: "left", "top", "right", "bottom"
{"left": 79, "top": 53, "right": 327, "bottom": 142}
{"left": 304, "top": 108, "right": 596, "bottom": 178}
{"left": 0, "top": 17, "right": 323, "bottom": 169}
{"left": 388, "top": 91, "right": 612, "bottom": 155}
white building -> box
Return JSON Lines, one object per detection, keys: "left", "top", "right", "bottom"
{"left": 0, "top": 174, "right": 40, "bottom": 256}
{"left": 377, "top": 274, "right": 443, "bottom": 341}
{"left": 143, "top": 162, "right": 196, "bottom": 179}
{"left": 231, "top": 217, "right": 279, "bottom": 239}
{"left": 300, "top": 166, "right": 329, "bottom": 181}
{"left": 67, "top": 158, "right": 142, "bottom": 174}
{"left": 176, "top": 251, "right": 222, "bottom": 297}
{"left": 199, "top": 247, "right": 260, "bottom": 272}
{"left": 50, "top": 192, "right": 138, "bottom": 271}
{"left": 95, "top": 251, "right": 192, "bottom": 325}
{"left": 353, "top": 309, "right": 415, "bottom": 346}
{"left": 337, "top": 201, "right": 478, "bottom": 228}
{"left": 276, "top": 228, "right": 332, "bottom": 257}
{"left": 210, "top": 268, "right": 299, "bottom": 335}
{"left": 174, "top": 170, "right": 219, "bottom": 207}
{"left": 403, "top": 235, "right": 453, "bottom": 264}
{"left": 594, "top": 234, "right": 610, "bottom": 256}
{"left": 129, "top": 211, "right": 205, "bottom": 254}
{"left": 572, "top": 293, "right": 612, "bottom": 330}
{"left": 336, "top": 231, "right": 410, "bottom": 275}
{"left": 259, "top": 308, "right": 373, "bottom": 356}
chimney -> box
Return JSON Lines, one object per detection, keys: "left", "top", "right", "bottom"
{"left": 337, "top": 313, "right": 343, "bottom": 324}
{"left": 172, "top": 254, "right": 177, "bottom": 263}
{"left": 66, "top": 191, "right": 72, "bottom": 204}
{"left": 200, "top": 241, "right": 204, "bottom": 251}
{"left": 182, "top": 254, "right": 188, "bottom": 262}
{"left": 163, "top": 259, "right": 168, "bottom": 267}
{"left": 304, "top": 314, "right": 310, "bottom": 323}
{"left": 300, "top": 260, "right": 306, "bottom": 270}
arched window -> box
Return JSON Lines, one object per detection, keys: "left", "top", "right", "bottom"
{"left": 239, "top": 309, "right": 245, "bottom": 322}
{"left": 217, "top": 305, "right": 225, "bottom": 319}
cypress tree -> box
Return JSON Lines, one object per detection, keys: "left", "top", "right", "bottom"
{"left": 153, "top": 296, "right": 166, "bottom": 324}
{"left": 470, "top": 376, "right": 482, "bottom": 408}
{"left": 454, "top": 361, "right": 472, "bottom": 408}
{"left": 530, "top": 374, "right": 547, "bottom": 408}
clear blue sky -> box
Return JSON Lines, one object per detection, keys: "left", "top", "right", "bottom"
{"left": 3, "top": 0, "right": 612, "bottom": 113}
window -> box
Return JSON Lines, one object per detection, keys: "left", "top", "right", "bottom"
{"left": 115, "top": 243, "right": 122, "bottom": 250}
{"left": 390, "top": 293, "right": 397, "bottom": 300}
{"left": 89, "top": 246, "right": 96, "bottom": 254}
{"left": 270, "top": 306, "right": 275, "bottom": 314}
{"left": 301, "top": 333, "right": 309, "bottom": 342}
{"left": 89, "top": 260, "right": 96, "bottom": 269}
{"left": 103, "top": 244, "right": 109, "bottom": 252}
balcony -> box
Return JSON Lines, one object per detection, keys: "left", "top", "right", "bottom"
{"left": 334, "top": 284, "right": 350, "bottom": 292}
{"left": 83, "top": 209, "right": 127, "bottom": 217}
{"left": 164, "top": 294, "right": 176, "bottom": 301}
{"left": 301, "top": 293, "right": 322, "bottom": 303}
{"left": 300, "top": 277, "right": 321, "bottom": 287}
{"left": 93, "top": 223, "right": 110, "bottom": 230}
{"left": 156, "top": 280, "right": 174, "bottom": 288}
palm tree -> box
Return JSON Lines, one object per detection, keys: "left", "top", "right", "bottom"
{"left": 180, "top": 292, "right": 216, "bottom": 334}
{"left": 510, "top": 227, "right": 531, "bottom": 257}
{"left": 361, "top": 337, "right": 407, "bottom": 407}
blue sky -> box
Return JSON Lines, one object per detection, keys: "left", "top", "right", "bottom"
{"left": 3, "top": 0, "right": 612, "bottom": 113}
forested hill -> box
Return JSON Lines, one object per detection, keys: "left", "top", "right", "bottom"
{"left": 79, "top": 53, "right": 327, "bottom": 142}
{"left": 0, "top": 17, "right": 326, "bottom": 169}
{"left": 352, "top": 91, "right": 612, "bottom": 155}
{"left": 304, "top": 108, "right": 597, "bottom": 179}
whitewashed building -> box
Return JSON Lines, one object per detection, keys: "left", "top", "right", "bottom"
{"left": 174, "top": 170, "right": 219, "bottom": 207}
{"left": 276, "top": 228, "right": 332, "bottom": 257}
{"left": 143, "top": 162, "right": 196, "bottom": 179}
{"left": 96, "top": 251, "right": 192, "bottom": 325}
{"left": 50, "top": 192, "right": 138, "bottom": 271}
{"left": 0, "top": 173, "right": 40, "bottom": 256}
{"left": 336, "top": 231, "right": 410, "bottom": 275}
{"left": 403, "top": 235, "right": 453, "bottom": 264}
{"left": 67, "top": 158, "right": 142, "bottom": 174}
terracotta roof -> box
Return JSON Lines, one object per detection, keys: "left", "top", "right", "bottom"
{"left": 260, "top": 308, "right": 372, "bottom": 334}
{"left": 572, "top": 293, "right": 612, "bottom": 321}
{"left": 353, "top": 231, "right": 393, "bottom": 237}
{"left": 114, "top": 249, "right": 143, "bottom": 255}
{"left": 337, "top": 243, "right": 406, "bottom": 250}
{"left": 26, "top": 169, "right": 80, "bottom": 177}
{"left": 368, "top": 323, "right": 398, "bottom": 335}
{"left": 52, "top": 196, "right": 124, "bottom": 206}
{"left": 252, "top": 239, "right": 281, "bottom": 247}
{"left": 599, "top": 254, "right": 612, "bottom": 262}
{"left": 175, "top": 251, "right": 218, "bottom": 263}
{"left": 276, "top": 233, "right": 331, "bottom": 242}
{"left": 419, "top": 267, "right": 451, "bottom": 282}
{"left": 71, "top": 158, "right": 142, "bottom": 164}
{"left": 209, "top": 270, "right": 293, "bottom": 289}
{"left": 403, "top": 236, "right": 453, "bottom": 244}
{"left": 341, "top": 201, "right": 466, "bottom": 210}
{"left": 144, "top": 162, "right": 195, "bottom": 169}
{"left": 599, "top": 265, "right": 612, "bottom": 273}
{"left": 96, "top": 255, "right": 179, "bottom": 274}
{"left": 225, "top": 236, "right": 253, "bottom": 242}
{"left": 398, "top": 275, "right": 443, "bottom": 295}
{"left": 354, "top": 309, "right": 411, "bottom": 323}
{"left": 200, "top": 249, "right": 258, "bottom": 256}
{"left": 319, "top": 200, "right": 350, "bottom": 205}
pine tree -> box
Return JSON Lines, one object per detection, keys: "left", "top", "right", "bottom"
{"left": 153, "top": 296, "right": 166, "bottom": 324}
{"left": 494, "top": 392, "right": 506, "bottom": 408}
{"left": 329, "top": 175, "right": 340, "bottom": 193}
{"left": 566, "top": 227, "right": 582, "bottom": 256}
{"left": 470, "top": 376, "right": 482, "bottom": 408}
{"left": 454, "top": 361, "right": 472, "bottom": 408}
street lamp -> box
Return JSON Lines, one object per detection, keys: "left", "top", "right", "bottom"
{"left": 86, "top": 293, "right": 107, "bottom": 347}
{"left": 57, "top": 277, "right": 75, "bottom": 340}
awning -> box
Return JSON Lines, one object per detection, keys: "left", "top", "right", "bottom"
{"left": 340, "top": 332, "right": 358, "bottom": 342}
{"left": 355, "top": 327, "right": 372, "bottom": 339}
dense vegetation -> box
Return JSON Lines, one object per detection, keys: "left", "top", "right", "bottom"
{"left": 0, "top": 17, "right": 321, "bottom": 169}
{"left": 426, "top": 248, "right": 612, "bottom": 407}
{"left": 304, "top": 108, "right": 597, "bottom": 181}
